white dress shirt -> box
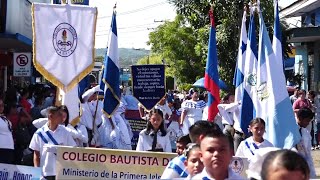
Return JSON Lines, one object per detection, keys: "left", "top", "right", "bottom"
{"left": 235, "top": 136, "right": 273, "bottom": 160}
{"left": 136, "top": 129, "right": 171, "bottom": 152}
{"left": 192, "top": 167, "right": 244, "bottom": 180}
{"left": 218, "top": 102, "right": 240, "bottom": 126}
{"left": 296, "top": 127, "right": 316, "bottom": 178}
{"left": 29, "top": 123, "right": 76, "bottom": 176}
{"left": 0, "top": 116, "right": 14, "bottom": 149}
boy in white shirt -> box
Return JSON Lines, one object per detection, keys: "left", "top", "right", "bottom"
{"left": 295, "top": 107, "right": 316, "bottom": 178}
{"left": 29, "top": 106, "right": 76, "bottom": 180}
{"left": 193, "top": 131, "right": 243, "bottom": 180}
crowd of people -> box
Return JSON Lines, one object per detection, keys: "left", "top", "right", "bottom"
{"left": 0, "top": 84, "right": 319, "bottom": 179}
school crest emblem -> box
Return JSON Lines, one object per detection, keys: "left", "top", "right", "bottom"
{"left": 52, "top": 23, "right": 78, "bottom": 57}
{"left": 230, "top": 158, "right": 244, "bottom": 174}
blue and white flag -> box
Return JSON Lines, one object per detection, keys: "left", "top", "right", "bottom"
{"left": 102, "top": 10, "right": 120, "bottom": 117}
{"left": 99, "top": 47, "right": 108, "bottom": 98}
{"left": 241, "top": 6, "right": 257, "bottom": 136}
{"left": 233, "top": 10, "right": 247, "bottom": 127}
{"left": 258, "top": 12, "right": 300, "bottom": 148}
{"left": 272, "top": 0, "right": 284, "bottom": 71}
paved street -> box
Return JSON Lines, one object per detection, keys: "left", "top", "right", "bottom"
{"left": 312, "top": 150, "right": 320, "bottom": 177}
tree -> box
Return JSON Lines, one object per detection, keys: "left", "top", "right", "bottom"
{"left": 148, "top": 15, "right": 205, "bottom": 84}
{"left": 149, "top": 0, "right": 289, "bottom": 90}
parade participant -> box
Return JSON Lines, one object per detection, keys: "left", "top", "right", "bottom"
{"left": 176, "top": 134, "right": 191, "bottom": 156}
{"left": 33, "top": 105, "right": 88, "bottom": 147}
{"left": 167, "top": 98, "right": 183, "bottom": 152}
{"left": 295, "top": 107, "right": 316, "bottom": 178}
{"left": 138, "top": 96, "right": 172, "bottom": 121}
{"left": 136, "top": 108, "right": 171, "bottom": 152}
{"left": 180, "top": 90, "right": 206, "bottom": 135}
{"left": 235, "top": 118, "right": 273, "bottom": 160}
{"left": 108, "top": 97, "right": 132, "bottom": 150}
{"left": 80, "top": 85, "right": 103, "bottom": 146}
{"left": 184, "top": 143, "right": 204, "bottom": 179}
{"left": 261, "top": 149, "right": 310, "bottom": 180}
{"left": 192, "top": 131, "right": 243, "bottom": 180}
{"left": 0, "top": 98, "right": 14, "bottom": 164}
{"left": 161, "top": 121, "right": 222, "bottom": 179}
{"left": 218, "top": 93, "right": 241, "bottom": 153}
{"left": 29, "top": 106, "right": 76, "bottom": 179}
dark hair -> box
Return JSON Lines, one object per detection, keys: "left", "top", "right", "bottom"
{"left": 298, "top": 89, "right": 306, "bottom": 95}
{"left": 261, "top": 149, "right": 310, "bottom": 180}
{"left": 189, "top": 121, "right": 222, "bottom": 143}
{"left": 249, "top": 118, "right": 266, "bottom": 127}
{"left": 308, "top": 90, "right": 316, "bottom": 99}
{"left": 297, "top": 107, "right": 314, "bottom": 120}
{"left": 60, "top": 105, "right": 69, "bottom": 126}
{"left": 184, "top": 143, "right": 200, "bottom": 159}
{"left": 202, "top": 130, "right": 229, "bottom": 148}
{"left": 34, "top": 95, "right": 44, "bottom": 106}
{"left": 47, "top": 106, "right": 61, "bottom": 115}
{"left": 223, "top": 93, "right": 234, "bottom": 102}
{"left": 145, "top": 108, "right": 166, "bottom": 136}
{"left": 176, "top": 134, "right": 191, "bottom": 145}
{"left": 20, "top": 88, "right": 29, "bottom": 97}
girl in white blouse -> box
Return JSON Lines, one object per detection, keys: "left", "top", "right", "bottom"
{"left": 136, "top": 108, "right": 171, "bottom": 152}
{"left": 0, "top": 98, "right": 14, "bottom": 164}
{"left": 235, "top": 118, "right": 273, "bottom": 160}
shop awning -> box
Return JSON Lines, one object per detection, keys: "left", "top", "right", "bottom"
{"left": 280, "top": 0, "right": 320, "bottom": 18}
{"left": 286, "top": 27, "right": 320, "bottom": 43}
{"left": 0, "top": 33, "right": 32, "bottom": 52}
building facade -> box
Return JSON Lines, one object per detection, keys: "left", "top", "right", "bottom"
{"left": 281, "top": 0, "right": 320, "bottom": 91}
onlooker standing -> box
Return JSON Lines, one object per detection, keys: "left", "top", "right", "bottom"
{"left": 307, "top": 90, "right": 319, "bottom": 149}
{"left": 290, "top": 87, "right": 300, "bottom": 104}
{"left": 0, "top": 98, "right": 15, "bottom": 164}
{"left": 293, "top": 90, "right": 312, "bottom": 113}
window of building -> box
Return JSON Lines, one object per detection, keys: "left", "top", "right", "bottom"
{"left": 311, "top": 13, "right": 316, "bottom": 26}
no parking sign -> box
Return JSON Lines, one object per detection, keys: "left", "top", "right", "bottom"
{"left": 13, "top": 52, "right": 31, "bottom": 77}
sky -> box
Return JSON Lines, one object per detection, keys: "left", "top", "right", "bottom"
{"left": 88, "top": 0, "right": 297, "bottom": 50}
{"left": 89, "top": 0, "right": 176, "bottom": 49}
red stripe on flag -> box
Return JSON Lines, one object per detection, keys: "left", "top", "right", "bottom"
{"left": 205, "top": 73, "right": 220, "bottom": 121}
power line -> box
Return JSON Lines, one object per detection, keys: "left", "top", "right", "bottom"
{"left": 98, "top": 1, "right": 167, "bottom": 19}
{"left": 96, "top": 28, "right": 152, "bottom": 36}
{"left": 97, "top": 22, "right": 159, "bottom": 31}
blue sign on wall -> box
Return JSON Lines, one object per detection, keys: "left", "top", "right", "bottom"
{"left": 131, "top": 65, "right": 166, "bottom": 110}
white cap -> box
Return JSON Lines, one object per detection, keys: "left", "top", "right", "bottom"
{"left": 82, "top": 85, "right": 103, "bottom": 102}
